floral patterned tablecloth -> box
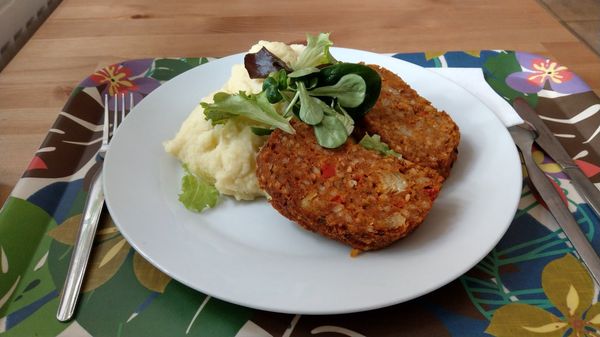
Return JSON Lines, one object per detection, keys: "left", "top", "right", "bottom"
{"left": 1, "top": 51, "right": 600, "bottom": 337}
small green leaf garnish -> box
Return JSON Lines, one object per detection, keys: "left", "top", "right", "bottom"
{"left": 204, "top": 32, "right": 382, "bottom": 150}
{"left": 263, "top": 77, "right": 283, "bottom": 103}
{"left": 292, "top": 33, "right": 337, "bottom": 70}
{"left": 201, "top": 91, "right": 294, "bottom": 134}
{"left": 250, "top": 127, "right": 273, "bottom": 136}
{"left": 313, "top": 114, "right": 349, "bottom": 148}
{"left": 297, "top": 81, "right": 324, "bottom": 125}
{"left": 309, "top": 73, "right": 366, "bottom": 108}
{"left": 262, "top": 69, "right": 289, "bottom": 104}
{"left": 288, "top": 67, "right": 320, "bottom": 78}
{"left": 359, "top": 134, "right": 402, "bottom": 158}
{"left": 317, "top": 63, "right": 382, "bottom": 119}
{"left": 179, "top": 165, "right": 219, "bottom": 212}
{"left": 283, "top": 91, "right": 300, "bottom": 117}
{"left": 271, "top": 68, "right": 289, "bottom": 89}
{"left": 332, "top": 103, "right": 354, "bottom": 135}
{"left": 313, "top": 99, "right": 354, "bottom": 135}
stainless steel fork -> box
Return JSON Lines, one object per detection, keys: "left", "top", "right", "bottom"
{"left": 56, "top": 93, "right": 133, "bottom": 321}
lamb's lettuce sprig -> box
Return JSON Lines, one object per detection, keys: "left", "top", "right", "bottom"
{"left": 291, "top": 32, "right": 337, "bottom": 70}
{"left": 201, "top": 32, "right": 381, "bottom": 148}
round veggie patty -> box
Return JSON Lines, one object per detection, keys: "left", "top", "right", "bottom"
{"left": 356, "top": 65, "right": 460, "bottom": 178}
{"left": 256, "top": 120, "right": 444, "bottom": 251}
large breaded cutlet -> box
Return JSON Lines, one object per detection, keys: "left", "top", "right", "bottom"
{"left": 356, "top": 65, "right": 460, "bottom": 178}
{"left": 256, "top": 120, "right": 444, "bottom": 251}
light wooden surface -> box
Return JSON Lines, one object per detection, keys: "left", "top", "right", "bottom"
{"left": 1, "top": 0, "right": 600, "bottom": 206}
{"left": 540, "top": 0, "right": 600, "bottom": 55}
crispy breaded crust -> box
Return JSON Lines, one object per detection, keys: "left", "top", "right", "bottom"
{"left": 357, "top": 65, "right": 460, "bottom": 178}
{"left": 256, "top": 120, "right": 444, "bottom": 251}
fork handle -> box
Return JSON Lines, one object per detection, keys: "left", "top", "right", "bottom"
{"left": 56, "top": 167, "right": 104, "bottom": 321}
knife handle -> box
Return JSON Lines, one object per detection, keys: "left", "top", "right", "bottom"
{"left": 564, "top": 166, "right": 600, "bottom": 218}
{"left": 521, "top": 148, "right": 600, "bottom": 284}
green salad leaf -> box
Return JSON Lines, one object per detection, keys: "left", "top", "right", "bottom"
{"left": 292, "top": 33, "right": 337, "bottom": 70}
{"left": 263, "top": 77, "right": 284, "bottom": 103}
{"left": 332, "top": 103, "right": 354, "bottom": 135}
{"left": 359, "top": 134, "right": 402, "bottom": 158}
{"left": 297, "top": 81, "right": 324, "bottom": 125}
{"left": 201, "top": 91, "right": 294, "bottom": 134}
{"left": 202, "top": 33, "right": 381, "bottom": 150}
{"left": 250, "top": 127, "right": 274, "bottom": 136}
{"left": 313, "top": 113, "right": 349, "bottom": 149}
{"left": 262, "top": 69, "right": 288, "bottom": 103}
{"left": 309, "top": 73, "right": 366, "bottom": 108}
{"left": 317, "top": 63, "right": 382, "bottom": 119}
{"left": 178, "top": 165, "right": 219, "bottom": 212}
{"left": 288, "top": 67, "right": 320, "bottom": 78}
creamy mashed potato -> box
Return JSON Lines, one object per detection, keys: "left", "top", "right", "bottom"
{"left": 164, "top": 41, "right": 305, "bottom": 200}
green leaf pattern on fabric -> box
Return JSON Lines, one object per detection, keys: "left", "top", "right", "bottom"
{"left": 483, "top": 52, "right": 538, "bottom": 107}
{"left": 0, "top": 198, "right": 57, "bottom": 316}
{"left": 149, "top": 58, "right": 210, "bottom": 81}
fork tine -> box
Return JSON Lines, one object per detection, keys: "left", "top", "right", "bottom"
{"left": 112, "top": 94, "right": 119, "bottom": 137}
{"left": 129, "top": 92, "right": 134, "bottom": 114}
{"left": 103, "top": 95, "right": 109, "bottom": 146}
{"left": 113, "top": 94, "right": 118, "bottom": 136}
{"left": 121, "top": 93, "right": 125, "bottom": 122}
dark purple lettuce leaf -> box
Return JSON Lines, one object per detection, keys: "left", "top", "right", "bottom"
{"left": 244, "top": 47, "right": 291, "bottom": 79}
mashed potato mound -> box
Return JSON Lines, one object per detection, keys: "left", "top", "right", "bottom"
{"left": 164, "top": 41, "right": 305, "bottom": 200}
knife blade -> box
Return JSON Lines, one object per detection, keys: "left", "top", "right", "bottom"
{"left": 513, "top": 98, "right": 600, "bottom": 217}
{"left": 509, "top": 124, "right": 600, "bottom": 285}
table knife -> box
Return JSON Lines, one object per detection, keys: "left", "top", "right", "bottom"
{"left": 513, "top": 98, "right": 600, "bottom": 217}
{"left": 509, "top": 124, "right": 600, "bottom": 285}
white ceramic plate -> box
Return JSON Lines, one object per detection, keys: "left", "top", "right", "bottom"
{"left": 103, "top": 48, "right": 522, "bottom": 314}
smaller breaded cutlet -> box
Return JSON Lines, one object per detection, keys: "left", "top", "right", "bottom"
{"left": 256, "top": 120, "right": 444, "bottom": 251}
{"left": 357, "top": 65, "right": 460, "bottom": 178}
